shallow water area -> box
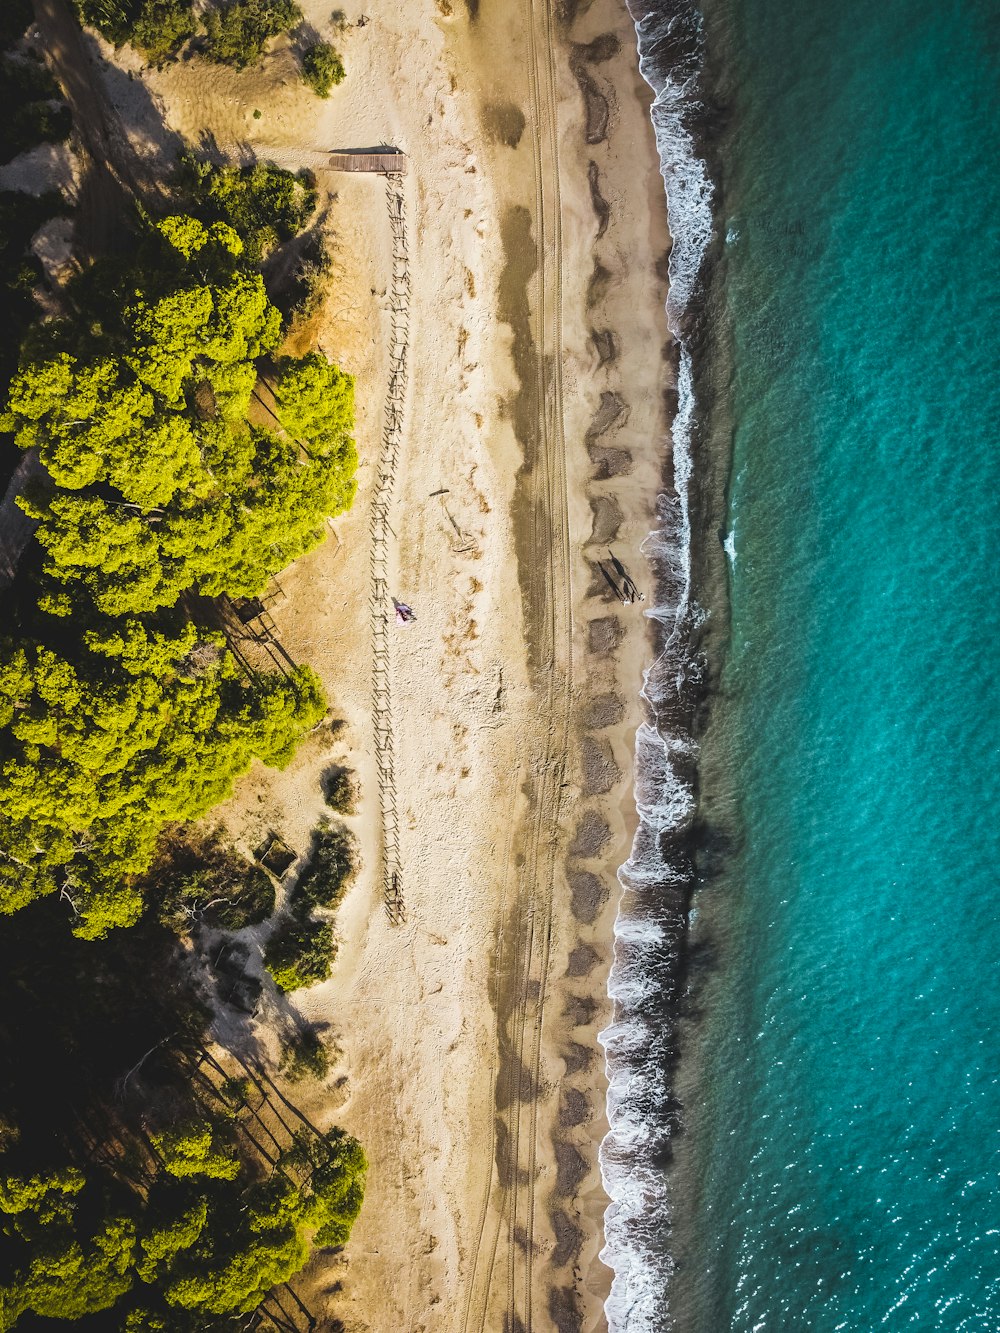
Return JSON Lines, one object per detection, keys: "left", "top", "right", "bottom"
{"left": 678, "top": 0, "right": 1000, "bottom": 1328}
{"left": 606, "top": 0, "right": 1000, "bottom": 1328}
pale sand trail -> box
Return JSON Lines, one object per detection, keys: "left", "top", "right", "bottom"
{"left": 50, "top": 0, "right": 672, "bottom": 1327}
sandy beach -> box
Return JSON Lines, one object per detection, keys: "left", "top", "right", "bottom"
{"left": 51, "top": 0, "right": 674, "bottom": 1327}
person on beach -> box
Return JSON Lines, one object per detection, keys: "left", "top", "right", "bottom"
{"left": 393, "top": 598, "right": 416, "bottom": 625}
{"left": 598, "top": 561, "right": 631, "bottom": 605}
{"left": 609, "top": 550, "right": 645, "bottom": 603}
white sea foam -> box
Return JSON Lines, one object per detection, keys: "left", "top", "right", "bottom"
{"left": 599, "top": 3, "right": 715, "bottom": 1329}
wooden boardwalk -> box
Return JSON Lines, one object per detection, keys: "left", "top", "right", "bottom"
{"left": 328, "top": 150, "right": 407, "bottom": 174}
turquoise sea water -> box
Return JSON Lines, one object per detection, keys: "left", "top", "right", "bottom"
{"left": 678, "top": 0, "right": 1000, "bottom": 1327}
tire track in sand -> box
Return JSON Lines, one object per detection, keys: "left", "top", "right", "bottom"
{"left": 463, "top": 0, "right": 573, "bottom": 1327}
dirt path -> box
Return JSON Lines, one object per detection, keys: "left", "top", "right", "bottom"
{"left": 461, "top": 0, "right": 575, "bottom": 1327}
{"left": 31, "top": 0, "right": 141, "bottom": 254}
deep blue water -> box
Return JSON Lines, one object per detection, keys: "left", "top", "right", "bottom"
{"left": 678, "top": 0, "right": 1000, "bottom": 1327}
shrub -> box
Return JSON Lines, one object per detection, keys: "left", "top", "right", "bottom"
{"left": 0, "top": 56, "right": 71, "bottom": 165}
{"left": 154, "top": 830, "right": 276, "bottom": 933}
{"left": 302, "top": 40, "right": 344, "bottom": 97}
{"left": 74, "top": 0, "right": 136, "bottom": 45}
{"left": 130, "top": 0, "right": 198, "bottom": 62}
{"left": 264, "top": 914, "right": 334, "bottom": 992}
{"left": 296, "top": 821, "right": 355, "bottom": 913}
{"left": 174, "top": 153, "right": 317, "bottom": 263}
{"left": 202, "top": 0, "right": 302, "bottom": 69}
{"left": 322, "top": 766, "right": 356, "bottom": 815}
{"left": 280, "top": 1026, "right": 330, "bottom": 1082}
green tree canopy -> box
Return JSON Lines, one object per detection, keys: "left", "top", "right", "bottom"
{"left": 0, "top": 620, "right": 324, "bottom": 932}
{"left": 202, "top": 0, "right": 303, "bottom": 69}
{"left": 3, "top": 214, "right": 355, "bottom": 618}
{"left": 301, "top": 40, "right": 345, "bottom": 98}
{"left": 0, "top": 1120, "right": 365, "bottom": 1328}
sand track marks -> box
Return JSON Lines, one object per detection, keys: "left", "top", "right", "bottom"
{"left": 463, "top": 1, "right": 574, "bottom": 1328}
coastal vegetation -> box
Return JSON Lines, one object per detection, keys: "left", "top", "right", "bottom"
{"left": 202, "top": 0, "right": 302, "bottom": 69}
{"left": 0, "top": 2, "right": 366, "bottom": 1315}
{"left": 264, "top": 821, "right": 356, "bottom": 991}
{"left": 302, "top": 40, "right": 345, "bottom": 98}
{"left": 74, "top": 0, "right": 307, "bottom": 71}
{"left": 0, "top": 208, "right": 356, "bottom": 935}
{"left": 174, "top": 154, "right": 317, "bottom": 265}
{"left": 0, "top": 900, "right": 365, "bottom": 1329}
{"left": 0, "top": 54, "right": 72, "bottom": 167}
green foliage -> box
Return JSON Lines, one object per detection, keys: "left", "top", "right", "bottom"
{"left": 153, "top": 829, "right": 275, "bottom": 932}
{"left": 263, "top": 912, "right": 333, "bottom": 992}
{"left": 75, "top": 0, "right": 196, "bottom": 59}
{"left": 279, "top": 1026, "right": 330, "bottom": 1082}
{"left": 296, "top": 821, "right": 356, "bottom": 912}
{"left": 74, "top": 0, "right": 139, "bottom": 45}
{"left": 0, "top": 1166, "right": 136, "bottom": 1327}
{"left": 0, "top": 57, "right": 72, "bottom": 166}
{"left": 287, "top": 1126, "right": 366, "bottom": 1247}
{"left": 301, "top": 39, "right": 345, "bottom": 97}
{"left": 0, "top": 615, "right": 326, "bottom": 930}
{"left": 0, "top": 900, "right": 365, "bottom": 1328}
{"left": 0, "top": 1123, "right": 365, "bottom": 1327}
{"left": 261, "top": 819, "right": 354, "bottom": 992}
{"left": 130, "top": 0, "right": 198, "bottom": 63}
{"left": 150, "top": 1121, "right": 241, "bottom": 1180}
{"left": 202, "top": 0, "right": 303, "bottom": 69}
{"left": 272, "top": 350, "right": 355, "bottom": 458}
{"left": 175, "top": 153, "right": 317, "bottom": 264}
{"left": 322, "top": 765, "right": 356, "bottom": 813}
{"left": 3, "top": 212, "right": 356, "bottom": 622}
{"left": 135, "top": 1200, "right": 208, "bottom": 1282}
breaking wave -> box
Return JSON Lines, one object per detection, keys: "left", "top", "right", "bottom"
{"left": 598, "top": 2, "right": 714, "bottom": 1329}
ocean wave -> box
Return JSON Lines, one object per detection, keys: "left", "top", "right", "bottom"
{"left": 599, "top": 2, "right": 714, "bottom": 1329}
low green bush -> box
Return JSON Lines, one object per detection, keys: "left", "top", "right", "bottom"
{"left": 264, "top": 914, "right": 334, "bottom": 992}
{"left": 202, "top": 0, "right": 302, "bottom": 69}
{"left": 280, "top": 1026, "right": 331, "bottom": 1081}
{"left": 322, "top": 766, "right": 356, "bottom": 814}
{"left": 302, "top": 39, "right": 344, "bottom": 97}
{"left": 174, "top": 153, "right": 317, "bottom": 263}
{"left": 154, "top": 830, "right": 276, "bottom": 933}
{"left": 0, "top": 57, "right": 71, "bottom": 165}
{"left": 297, "top": 821, "right": 356, "bottom": 912}
{"left": 130, "top": 0, "right": 198, "bottom": 62}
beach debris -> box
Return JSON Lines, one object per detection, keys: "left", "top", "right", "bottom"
{"left": 393, "top": 598, "right": 416, "bottom": 626}
{"left": 432, "top": 488, "right": 478, "bottom": 554}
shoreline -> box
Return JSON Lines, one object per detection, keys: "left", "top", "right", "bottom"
{"left": 67, "top": 1, "right": 676, "bottom": 1326}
